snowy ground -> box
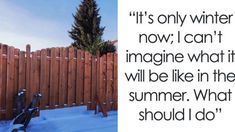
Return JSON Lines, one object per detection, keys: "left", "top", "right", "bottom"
{"left": 0, "top": 106, "right": 117, "bottom": 132}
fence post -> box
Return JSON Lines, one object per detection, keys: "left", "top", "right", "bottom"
{"left": 26, "top": 45, "right": 31, "bottom": 106}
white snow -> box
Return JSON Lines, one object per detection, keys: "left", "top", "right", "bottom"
{"left": 0, "top": 106, "right": 117, "bottom": 132}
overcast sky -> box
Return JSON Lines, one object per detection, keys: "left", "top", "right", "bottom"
{"left": 0, "top": 0, "right": 117, "bottom": 51}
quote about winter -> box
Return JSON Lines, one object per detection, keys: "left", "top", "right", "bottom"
{"left": 125, "top": 11, "right": 234, "bottom": 121}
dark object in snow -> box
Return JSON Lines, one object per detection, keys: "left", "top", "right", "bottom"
{"left": 15, "top": 89, "right": 26, "bottom": 117}
{"left": 11, "top": 92, "right": 42, "bottom": 132}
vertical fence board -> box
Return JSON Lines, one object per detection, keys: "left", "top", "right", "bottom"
{"left": 62, "top": 49, "right": 68, "bottom": 106}
{"left": 0, "top": 45, "right": 2, "bottom": 119}
{"left": 76, "top": 50, "right": 84, "bottom": 105}
{"left": 84, "top": 52, "right": 92, "bottom": 109}
{"left": 90, "top": 56, "right": 97, "bottom": 110}
{"left": 1, "top": 45, "right": 7, "bottom": 119}
{"left": 40, "top": 49, "right": 47, "bottom": 109}
{"left": 45, "top": 50, "right": 50, "bottom": 108}
{"left": 49, "top": 48, "right": 56, "bottom": 108}
{"left": 35, "top": 51, "right": 40, "bottom": 116}
{"left": 19, "top": 51, "right": 26, "bottom": 89}
{"left": 106, "top": 53, "right": 114, "bottom": 111}
{"left": 72, "top": 49, "right": 76, "bottom": 105}
{"left": 103, "top": 55, "right": 107, "bottom": 108}
{"left": 67, "top": 48, "right": 72, "bottom": 106}
{"left": 25, "top": 45, "right": 31, "bottom": 106}
{"left": 14, "top": 49, "right": 19, "bottom": 103}
{"left": 96, "top": 54, "right": 100, "bottom": 109}
{"left": 35, "top": 51, "right": 40, "bottom": 95}
{"left": 98, "top": 55, "right": 103, "bottom": 110}
{"left": 98, "top": 55, "right": 107, "bottom": 111}
{"left": 54, "top": 48, "right": 59, "bottom": 107}
{"left": 113, "top": 54, "right": 118, "bottom": 110}
{"left": 6, "top": 47, "right": 15, "bottom": 119}
{"left": 29, "top": 52, "right": 34, "bottom": 100}
{"left": 75, "top": 50, "right": 81, "bottom": 105}
{"left": 75, "top": 50, "right": 80, "bottom": 105}
{"left": 13, "top": 49, "right": 19, "bottom": 116}
{"left": 30, "top": 52, "right": 37, "bottom": 100}
{"left": 58, "top": 48, "right": 66, "bottom": 107}
{"left": 64, "top": 49, "right": 69, "bottom": 106}
{"left": 68, "top": 48, "right": 75, "bottom": 106}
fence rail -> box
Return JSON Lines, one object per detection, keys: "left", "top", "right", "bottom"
{"left": 0, "top": 44, "right": 117, "bottom": 120}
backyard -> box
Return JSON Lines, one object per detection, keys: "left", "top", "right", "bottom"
{"left": 0, "top": 106, "right": 117, "bottom": 132}
{"left": 0, "top": 0, "right": 117, "bottom": 131}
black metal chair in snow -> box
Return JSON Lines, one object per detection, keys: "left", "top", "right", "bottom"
{"left": 15, "top": 89, "right": 26, "bottom": 117}
{"left": 11, "top": 91, "right": 42, "bottom": 132}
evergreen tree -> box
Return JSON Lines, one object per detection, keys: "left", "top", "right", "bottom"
{"left": 100, "top": 41, "right": 117, "bottom": 55}
{"left": 69, "top": 0, "right": 105, "bottom": 55}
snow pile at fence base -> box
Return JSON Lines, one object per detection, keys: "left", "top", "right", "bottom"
{"left": 0, "top": 106, "right": 117, "bottom": 132}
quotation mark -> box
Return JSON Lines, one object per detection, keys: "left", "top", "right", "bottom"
{"left": 216, "top": 108, "right": 222, "bottom": 113}
{"left": 129, "top": 11, "right": 148, "bottom": 24}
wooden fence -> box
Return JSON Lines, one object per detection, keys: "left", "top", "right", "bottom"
{"left": 0, "top": 44, "right": 117, "bottom": 120}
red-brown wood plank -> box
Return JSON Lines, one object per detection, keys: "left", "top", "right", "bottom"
{"left": 30, "top": 52, "right": 37, "bottom": 100}
{"left": 13, "top": 49, "right": 19, "bottom": 116}
{"left": 25, "top": 45, "right": 31, "bottom": 106}
{"left": 54, "top": 48, "right": 59, "bottom": 107}
{"left": 35, "top": 51, "right": 40, "bottom": 94}
{"left": 19, "top": 51, "right": 26, "bottom": 89}
{"left": 113, "top": 54, "right": 118, "bottom": 110}
{"left": 59, "top": 48, "right": 66, "bottom": 107}
{"left": 14, "top": 49, "right": 19, "bottom": 100}
{"left": 90, "top": 55, "right": 97, "bottom": 110}
{"left": 49, "top": 48, "right": 56, "bottom": 108}
{"left": 40, "top": 49, "right": 47, "bottom": 109}
{"left": 106, "top": 53, "right": 113, "bottom": 111}
{"left": 68, "top": 48, "right": 75, "bottom": 106}
{"left": 98, "top": 55, "right": 103, "bottom": 110}
{"left": 98, "top": 54, "right": 107, "bottom": 112}
{"left": 45, "top": 50, "right": 50, "bottom": 108}
{"left": 1, "top": 45, "right": 7, "bottom": 119}
{"left": 95, "top": 54, "right": 100, "bottom": 112}
{"left": 72, "top": 49, "right": 76, "bottom": 105}
{"left": 6, "top": 47, "right": 15, "bottom": 119}
{"left": 0, "top": 45, "right": 2, "bottom": 119}
{"left": 76, "top": 50, "right": 84, "bottom": 105}
{"left": 35, "top": 51, "right": 40, "bottom": 116}
{"left": 66, "top": 48, "right": 69, "bottom": 106}
{"left": 103, "top": 55, "right": 107, "bottom": 107}
{"left": 84, "top": 52, "right": 92, "bottom": 109}
{"left": 63, "top": 49, "right": 68, "bottom": 106}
